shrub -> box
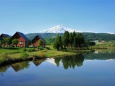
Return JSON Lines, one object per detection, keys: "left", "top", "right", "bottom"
{"left": 26, "top": 48, "right": 35, "bottom": 52}
{"left": 45, "top": 47, "right": 50, "bottom": 50}
{"left": 19, "top": 48, "right": 26, "bottom": 53}
{"left": 38, "top": 46, "right": 44, "bottom": 50}
{"left": 20, "top": 52, "right": 28, "bottom": 60}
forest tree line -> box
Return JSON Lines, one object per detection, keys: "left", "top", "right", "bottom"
{"left": 53, "top": 31, "right": 85, "bottom": 50}
{"left": 26, "top": 32, "right": 115, "bottom": 45}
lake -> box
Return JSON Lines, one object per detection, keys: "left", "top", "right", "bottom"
{"left": 0, "top": 49, "right": 115, "bottom": 86}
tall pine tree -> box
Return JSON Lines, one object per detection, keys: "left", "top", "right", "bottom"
{"left": 53, "top": 34, "right": 62, "bottom": 50}
{"left": 62, "top": 31, "right": 69, "bottom": 48}
{"left": 69, "top": 33, "right": 73, "bottom": 47}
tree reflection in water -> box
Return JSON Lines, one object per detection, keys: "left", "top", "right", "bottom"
{"left": 33, "top": 59, "right": 46, "bottom": 66}
{"left": 12, "top": 61, "right": 30, "bottom": 72}
{"left": 0, "top": 65, "right": 10, "bottom": 76}
{"left": 54, "top": 54, "right": 84, "bottom": 69}
{"left": 12, "top": 59, "right": 46, "bottom": 72}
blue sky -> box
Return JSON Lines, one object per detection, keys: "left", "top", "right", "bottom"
{"left": 0, "top": 0, "right": 115, "bottom": 35}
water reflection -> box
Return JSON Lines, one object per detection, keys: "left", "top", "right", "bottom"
{"left": 54, "top": 54, "right": 84, "bottom": 69}
{"left": 0, "top": 65, "right": 10, "bottom": 76}
{"left": 1, "top": 49, "right": 115, "bottom": 73}
{"left": 0, "top": 65, "right": 10, "bottom": 72}
{"left": 1, "top": 50, "right": 115, "bottom": 86}
{"left": 33, "top": 59, "right": 46, "bottom": 66}
{"left": 84, "top": 50, "right": 115, "bottom": 60}
{"left": 12, "top": 61, "right": 30, "bottom": 72}
{"left": 0, "top": 59, "right": 46, "bottom": 74}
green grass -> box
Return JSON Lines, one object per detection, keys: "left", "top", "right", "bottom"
{"left": 89, "top": 42, "right": 115, "bottom": 49}
{"left": 0, "top": 48, "right": 20, "bottom": 54}
{"left": 0, "top": 45, "right": 91, "bottom": 65}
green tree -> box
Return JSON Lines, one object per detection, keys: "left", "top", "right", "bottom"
{"left": 77, "top": 33, "right": 85, "bottom": 47}
{"left": 28, "top": 40, "right": 32, "bottom": 45}
{"left": 38, "top": 39, "right": 43, "bottom": 46}
{"left": 73, "top": 36, "right": 78, "bottom": 48}
{"left": 72, "top": 31, "right": 76, "bottom": 38}
{"left": 12, "top": 39, "right": 18, "bottom": 47}
{"left": 0, "top": 40, "right": 2, "bottom": 47}
{"left": 0, "top": 38, "right": 6, "bottom": 47}
{"left": 53, "top": 34, "right": 62, "bottom": 50}
{"left": 73, "top": 33, "right": 85, "bottom": 48}
{"left": 62, "top": 31, "right": 69, "bottom": 48}
{"left": 69, "top": 33, "right": 73, "bottom": 47}
{"left": 5, "top": 37, "right": 12, "bottom": 47}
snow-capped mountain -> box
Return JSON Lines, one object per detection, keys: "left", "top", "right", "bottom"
{"left": 39, "top": 25, "right": 76, "bottom": 33}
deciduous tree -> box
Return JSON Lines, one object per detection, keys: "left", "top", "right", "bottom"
{"left": 12, "top": 39, "right": 18, "bottom": 47}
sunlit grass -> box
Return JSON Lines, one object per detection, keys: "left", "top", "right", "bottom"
{"left": 0, "top": 45, "right": 91, "bottom": 65}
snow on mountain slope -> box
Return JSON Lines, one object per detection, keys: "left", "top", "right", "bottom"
{"left": 39, "top": 25, "right": 76, "bottom": 33}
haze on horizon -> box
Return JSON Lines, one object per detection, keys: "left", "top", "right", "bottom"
{"left": 0, "top": 0, "right": 115, "bottom": 35}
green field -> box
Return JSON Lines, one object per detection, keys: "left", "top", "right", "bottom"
{"left": 1, "top": 42, "right": 114, "bottom": 65}
{"left": 0, "top": 45, "right": 78, "bottom": 65}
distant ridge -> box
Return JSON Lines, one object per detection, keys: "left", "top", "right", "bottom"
{"left": 39, "top": 25, "right": 76, "bottom": 33}
{"left": 26, "top": 25, "right": 115, "bottom": 42}
{"left": 39, "top": 25, "right": 115, "bottom": 34}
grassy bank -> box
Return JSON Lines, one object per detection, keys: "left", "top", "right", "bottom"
{"left": 2, "top": 43, "right": 115, "bottom": 65}
{"left": 89, "top": 42, "right": 115, "bottom": 49}
{"left": 0, "top": 46, "right": 83, "bottom": 65}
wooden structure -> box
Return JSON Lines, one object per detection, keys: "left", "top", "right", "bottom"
{"left": 0, "top": 34, "right": 10, "bottom": 40}
{"left": 12, "top": 32, "right": 29, "bottom": 47}
{"left": 0, "top": 34, "right": 10, "bottom": 47}
{"left": 31, "top": 35, "right": 45, "bottom": 47}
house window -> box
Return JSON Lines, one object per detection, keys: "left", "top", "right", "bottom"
{"left": 19, "top": 41, "right": 23, "bottom": 44}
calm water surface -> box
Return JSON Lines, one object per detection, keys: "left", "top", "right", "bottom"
{"left": 0, "top": 49, "right": 115, "bottom": 86}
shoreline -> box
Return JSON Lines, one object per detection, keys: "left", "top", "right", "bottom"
{"left": 0, "top": 49, "right": 92, "bottom": 66}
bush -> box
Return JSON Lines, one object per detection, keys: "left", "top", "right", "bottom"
{"left": 20, "top": 52, "right": 28, "bottom": 60}
{"left": 20, "top": 48, "right": 26, "bottom": 53}
{"left": 26, "top": 48, "right": 35, "bottom": 52}
{"left": 45, "top": 47, "right": 50, "bottom": 50}
{"left": 38, "top": 46, "right": 44, "bottom": 50}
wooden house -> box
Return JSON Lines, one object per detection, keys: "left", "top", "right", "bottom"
{"left": 12, "top": 32, "right": 29, "bottom": 47}
{"left": 0, "top": 34, "right": 10, "bottom": 40}
{"left": 0, "top": 34, "right": 10, "bottom": 47}
{"left": 31, "top": 35, "right": 45, "bottom": 47}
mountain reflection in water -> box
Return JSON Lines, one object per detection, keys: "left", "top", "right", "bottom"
{"left": 1, "top": 50, "right": 115, "bottom": 86}
{"left": 1, "top": 50, "right": 115, "bottom": 73}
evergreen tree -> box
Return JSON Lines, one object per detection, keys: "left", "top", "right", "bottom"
{"left": 69, "top": 33, "right": 73, "bottom": 47}
{"left": 73, "top": 33, "right": 85, "bottom": 48}
{"left": 72, "top": 31, "right": 76, "bottom": 38}
{"left": 53, "top": 34, "right": 62, "bottom": 50}
{"left": 73, "top": 36, "right": 78, "bottom": 48}
{"left": 28, "top": 40, "right": 32, "bottom": 45}
{"left": 62, "top": 31, "right": 69, "bottom": 48}
{"left": 77, "top": 33, "right": 84, "bottom": 47}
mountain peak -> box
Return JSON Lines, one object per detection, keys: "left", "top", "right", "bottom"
{"left": 40, "top": 25, "right": 76, "bottom": 33}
